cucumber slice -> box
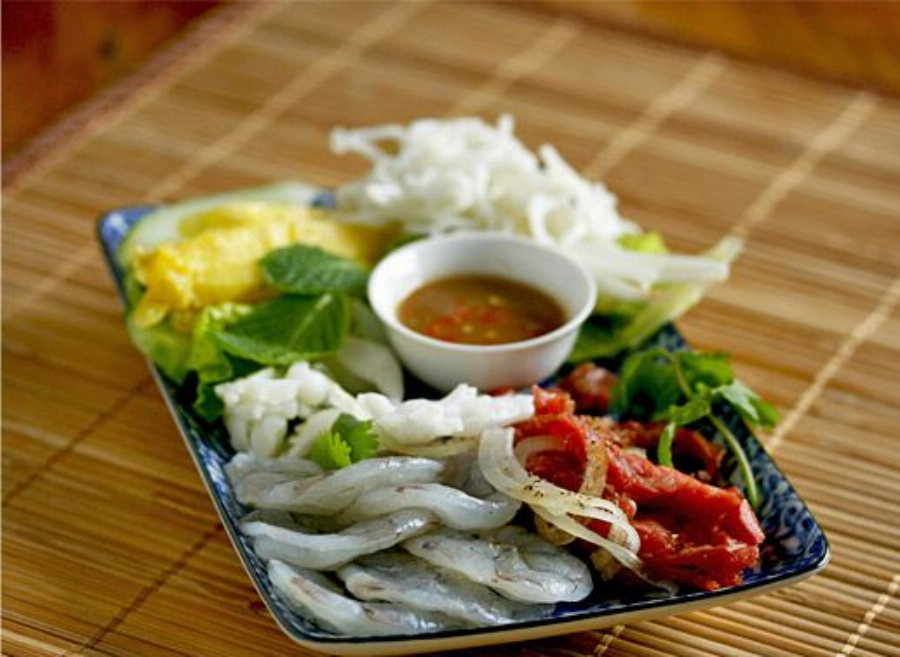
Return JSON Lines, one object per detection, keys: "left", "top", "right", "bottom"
{"left": 117, "top": 181, "right": 321, "bottom": 268}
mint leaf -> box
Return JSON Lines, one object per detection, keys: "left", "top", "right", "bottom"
{"left": 215, "top": 294, "right": 349, "bottom": 366}
{"left": 194, "top": 380, "right": 225, "bottom": 422}
{"left": 261, "top": 245, "right": 369, "bottom": 296}
{"left": 714, "top": 380, "right": 780, "bottom": 429}
{"left": 309, "top": 431, "right": 353, "bottom": 470}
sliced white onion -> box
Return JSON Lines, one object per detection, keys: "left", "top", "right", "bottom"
{"left": 512, "top": 435, "right": 565, "bottom": 465}
{"left": 479, "top": 428, "right": 631, "bottom": 525}
{"left": 333, "top": 336, "right": 404, "bottom": 402}
{"left": 478, "top": 427, "right": 642, "bottom": 571}
{"left": 530, "top": 506, "right": 641, "bottom": 572}
{"left": 378, "top": 432, "right": 479, "bottom": 458}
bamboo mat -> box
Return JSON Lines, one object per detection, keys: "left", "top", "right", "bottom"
{"left": 4, "top": 2, "right": 900, "bottom": 656}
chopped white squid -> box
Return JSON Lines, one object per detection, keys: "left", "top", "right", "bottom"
{"left": 244, "top": 508, "right": 440, "bottom": 570}
{"left": 218, "top": 363, "right": 535, "bottom": 459}
{"left": 216, "top": 358, "right": 402, "bottom": 458}
{"left": 403, "top": 526, "right": 593, "bottom": 603}
{"left": 338, "top": 552, "right": 552, "bottom": 626}
{"left": 334, "top": 483, "right": 521, "bottom": 531}
{"left": 268, "top": 560, "right": 460, "bottom": 636}
{"left": 331, "top": 115, "right": 737, "bottom": 301}
{"left": 375, "top": 384, "right": 533, "bottom": 454}
{"left": 228, "top": 455, "right": 445, "bottom": 514}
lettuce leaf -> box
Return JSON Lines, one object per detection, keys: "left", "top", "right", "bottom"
{"left": 187, "top": 303, "right": 253, "bottom": 380}
{"left": 571, "top": 237, "right": 741, "bottom": 361}
{"left": 126, "top": 314, "right": 194, "bottom": 384}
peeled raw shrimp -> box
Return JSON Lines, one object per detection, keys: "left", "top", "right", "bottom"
{"left": 225, "top": 453, "right": 323, "bottom": 504}
{"left": 338, "top": 552, "right": 551, "bottom": 625}
{"left": 243, "top": 508, "right": 440, "bottom": 569}
{"left": 268, "top": 560, "right": 459, "bottom": 636}
{"left": 234, "top": 456, "right": 445, "bottom": 514}
{"left": 334, "top": 484, "right": 520, "bottom": 530}
{"left": 403, "top": 526, "right": 593, "bottom": 603}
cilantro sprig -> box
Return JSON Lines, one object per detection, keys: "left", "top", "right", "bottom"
{"left": 611, "top": 347, "right": 779, "bottom": 508}
{"left": 308, "top": 414, "right": 380, "bottom": 470}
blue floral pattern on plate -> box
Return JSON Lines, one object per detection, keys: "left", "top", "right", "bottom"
{"left": 97, "top": 204, "right": 829, "bottom": 655}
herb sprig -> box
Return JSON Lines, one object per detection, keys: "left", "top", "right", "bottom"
{"left": 308, "top": 414, "right": 380, "bottom": 470}
{"left": 611, "top": 347, "right": 779, "bottom": 508}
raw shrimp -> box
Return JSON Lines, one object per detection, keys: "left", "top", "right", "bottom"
{"left": 338, "top": 552, "right": 551, "bottom": 625}
{"left": 334, "top": 484, "right": 521, "bottom": 530}
{"left": 244, "top": 509, "right": 440, "bottom": 569}
{"left": 225, "top": 453, "right": 323, "bottom": 504}
{"left": 268, "top": 560, "right": 459, "bottom": 636}
{"left": 404, "top": 526, "right": 593, "bottom": 603}
{"left": 234, "top": 456, "right": 444, "bottom": 513}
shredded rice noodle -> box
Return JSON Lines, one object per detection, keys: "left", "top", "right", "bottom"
{"left": 332, "top": 115, "right": 737, "bottom": 301}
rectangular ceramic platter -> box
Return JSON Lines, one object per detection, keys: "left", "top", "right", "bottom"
{"left": 98, "top": 202, "right": 829, "bottom": 656}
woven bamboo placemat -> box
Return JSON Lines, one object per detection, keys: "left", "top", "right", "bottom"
{"left": 3, "top": 2, "right": 899, "bottom": 656}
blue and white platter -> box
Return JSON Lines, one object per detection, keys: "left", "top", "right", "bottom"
{"left": 97, "top": 203, "right": 829, "bottom": 656}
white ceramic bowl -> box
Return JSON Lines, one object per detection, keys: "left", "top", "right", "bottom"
{"left": 368, "top": 233, "right": 597, "bottom": 392}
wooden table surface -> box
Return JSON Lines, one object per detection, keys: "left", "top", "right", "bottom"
{"left": 4, "top": 2, "right": 900, "bottom": 656}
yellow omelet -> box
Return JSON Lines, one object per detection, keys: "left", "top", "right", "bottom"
{"left": 131, "top": 202, "right": 394, "bottom": 328}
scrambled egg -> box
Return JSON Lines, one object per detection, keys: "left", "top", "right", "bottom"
{"left": 132, "top": 202, "right": 393, "bottom": 328}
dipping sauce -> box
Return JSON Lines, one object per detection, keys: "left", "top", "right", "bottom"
{"left": 398, "top": 275, "right": 566, "bottom": 345}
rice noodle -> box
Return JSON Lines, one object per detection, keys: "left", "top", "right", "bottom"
{"left": 331, "top": 115, "right": 737, "bottom": 301}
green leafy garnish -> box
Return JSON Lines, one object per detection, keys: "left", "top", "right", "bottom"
{"left": 308, "top": 414, "right": 379, "bottom": 470}
{"left": 126, "top": 314, "right": 194, "bottom": 384}
{"left": 309, "top": 430, "right": 354, "bottom": 469}
{"left": 184, "top": 303, "right": 256, "bottom": 421}
{"left": 261, "top": 244, "right": 369, "bottom": 295}
{"left": 571, "top": 282, "right": 709, "bottom": 362}
{"left": 127, "top": 302, "right": 262, "bottom": 420}
{"left": 215, "top": 294, "right": 350, "bottom": 366}
{"left": 187, "top": 303, "right": 254, "bottom": 381}
{"left": 611, "top": 347, "right": 779, "bottom": 509}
